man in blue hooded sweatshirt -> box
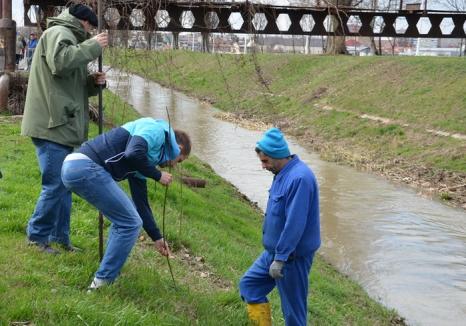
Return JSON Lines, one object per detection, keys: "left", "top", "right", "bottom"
{"left": 61, "top": 117, "right": 191, "bottom": 290}
{"left": 239, "top": 128, "right": 321, "bottom": 326}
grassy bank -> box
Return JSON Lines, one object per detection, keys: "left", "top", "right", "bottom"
{"left": 0, "top": 93, "right": 403, "bottom": 325}
{"left": 108, "top": 50, "right": 466, "bottom": 208}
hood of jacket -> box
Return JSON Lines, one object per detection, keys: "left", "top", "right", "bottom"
{"left": 160, "top": 120, "right": 181, "bottom": 163}
{"left": 47, "top": 9, "right": 89, "bottom": 42}
{"left": 121, "top": 118, "right": 181, "bottom": 164}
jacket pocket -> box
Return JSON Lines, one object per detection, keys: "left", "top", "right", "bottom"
{"left": 47, "top": 92, "right": 78, "bottom": 129}
{"left": 269, "top": 194, "right": 285, "bottom": 217}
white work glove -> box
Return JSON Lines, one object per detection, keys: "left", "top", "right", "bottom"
{"left": 269, "top": 260, "right": 284, "bottom": 279}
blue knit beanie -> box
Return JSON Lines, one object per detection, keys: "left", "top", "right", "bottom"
{"left": 256, "top": 128, "right": 290, "bottom": 159}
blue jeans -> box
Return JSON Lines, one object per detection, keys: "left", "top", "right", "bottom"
{"left": 239, "top": 251, "right": 315, "bottom": 326}
{"left": 27, "top": 138, "right": 73, "bottom": 245}
{"left": 61, "top": 157, "right": 142, "bottom": 281}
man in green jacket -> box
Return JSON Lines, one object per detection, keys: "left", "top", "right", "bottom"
{"left": 21, "top": 4, "right": 108, "bottom": 254}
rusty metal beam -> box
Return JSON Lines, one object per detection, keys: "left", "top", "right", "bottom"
{"left": 3, "top": 0, "right": 11, "bottom": 18}
{"left": 1, "top": 0, "right": 16, "bottom": 72}
{"left": 23, "top": 1, "right": 466, "bottom": 38}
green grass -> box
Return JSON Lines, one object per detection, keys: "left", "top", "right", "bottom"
{"left": 107, "top": 50, "right": 466, "bottom": 175}
{"left": 0, "top": 94, "right": 403, "bottom": 325}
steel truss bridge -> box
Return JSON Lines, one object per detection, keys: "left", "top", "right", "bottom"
{"left": 21, "top": 1, "right": 466, "bottom": 38}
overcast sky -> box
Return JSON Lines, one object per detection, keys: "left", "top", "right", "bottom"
{"left": 13, "top": 0, "right": 24, "bottom": 26}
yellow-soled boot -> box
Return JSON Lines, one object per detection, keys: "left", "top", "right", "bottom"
{"left": 247, "top": 303, "right": 272, "bottom": 326}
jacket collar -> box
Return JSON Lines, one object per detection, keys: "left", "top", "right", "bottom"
{"left": 274, "top": 155, "right": 299, "bottom": 182}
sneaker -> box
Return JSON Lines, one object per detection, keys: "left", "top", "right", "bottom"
{"left": 87, "top": 277, "right": 111, "bottom": 292}
{"left": 27, "top": 239, "right": 60, "bottom": 255}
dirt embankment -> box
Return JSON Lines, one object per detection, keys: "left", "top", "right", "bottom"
{"left": 217, "top": 111, "right": 466, "bottom": 211}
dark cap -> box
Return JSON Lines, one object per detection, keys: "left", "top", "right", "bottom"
{"left": 69, "top": 4, "right": 98, "bottom": 27}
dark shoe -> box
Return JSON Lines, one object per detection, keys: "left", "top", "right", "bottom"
{"left": 27, "top": 239, "right": 60, "bottom": 255}
{"left": 61, "top": 244, "right": 82, "bottom": 252}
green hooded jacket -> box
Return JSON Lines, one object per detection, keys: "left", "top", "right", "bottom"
{"left": 21, "top": 9, "right": 102, "bottom": 148}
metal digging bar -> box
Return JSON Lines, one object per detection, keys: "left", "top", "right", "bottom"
{"left": 97, "top": 0, "right": 104, "bottom": 262}
{"left": 163, "top": 107, "right": 177, "bottom": 289}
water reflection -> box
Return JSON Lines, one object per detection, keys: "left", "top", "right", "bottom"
{"left": 107, "top": 70, "right": 466, "bottom": 326}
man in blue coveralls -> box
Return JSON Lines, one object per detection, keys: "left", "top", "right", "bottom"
{"left": 239, "top": 128, "right": 321, "bottom": 326}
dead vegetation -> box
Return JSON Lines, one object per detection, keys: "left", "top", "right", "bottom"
{"left": 5, "top": 73, "right": 28, "bottom": 115}
{"left": 137, "top": 236, "right": 232, "bottom": 291}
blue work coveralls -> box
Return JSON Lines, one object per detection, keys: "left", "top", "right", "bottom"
{"left": 240, "top": 155, "right": 321, "bottom": 326}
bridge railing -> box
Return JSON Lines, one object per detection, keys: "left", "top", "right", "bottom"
{"left": 23, "top": 1, "right": 466, "bottom": 38}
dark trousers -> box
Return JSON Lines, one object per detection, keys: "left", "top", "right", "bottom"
{"left": 16, "top": 54, "right": 23, "bottom": 64}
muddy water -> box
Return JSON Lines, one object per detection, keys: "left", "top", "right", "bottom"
{"left": 107, "top": 70, "right": 466, "bottom": 326}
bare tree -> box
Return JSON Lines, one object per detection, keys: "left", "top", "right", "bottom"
{"left": 440, "top": 0, "right": 466, "bottom": 55}
{"left": 318, "top": 0, "right": 404, "bottom": 55}
{"left": 368, "top": 0, "right": 381, "bottom": 55}
{"left": 323, "top": 0, "right": 353, "bottom": 54}
{"left": 440, "top": 0, "right": 466, "bottom": 10}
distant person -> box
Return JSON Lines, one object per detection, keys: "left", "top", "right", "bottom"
{"left": 61, "top": 118, "right": 191, "bottom": 290}
{"left": 26, "top": 32, "right": 38, "bottom": 70}
{"left": 239, "top": 128, "right": 321, "bottom": 326}
{"left": 21, "top": 4, "right": 108, "bottom": 254}
{"left": 15, "top": 32, "right": 26, "bottom": 65}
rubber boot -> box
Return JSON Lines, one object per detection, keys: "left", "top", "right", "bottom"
{"left": 246, "top": 303, "right": 272, "bottom": 326}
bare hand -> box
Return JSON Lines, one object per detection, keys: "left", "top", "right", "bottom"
{"left": 159, "top": 171, "right": 173, "bottom": 186}
{"left": 92, "top": 32, "right": 108, "bottom": 48}
{"left": 155, "top": 238, "right": 171, "bottom": 257}
{"left": 93, "top": 72, "right": 106, "bottom": 85}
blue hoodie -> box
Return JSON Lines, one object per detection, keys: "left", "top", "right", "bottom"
{"left": 77, "top": 118, "right": 180, "bottom": 241}
{"left": 79, "top": 118, "right": 180, "bottom": 181}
